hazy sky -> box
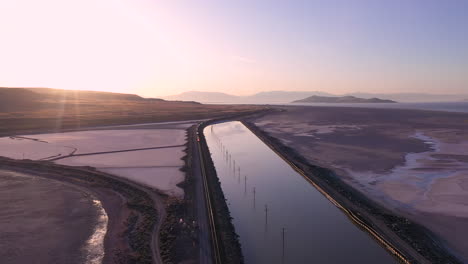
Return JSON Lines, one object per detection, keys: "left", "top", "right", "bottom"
{"left": 1, "top": 0, "right": 467, "bottom": 97}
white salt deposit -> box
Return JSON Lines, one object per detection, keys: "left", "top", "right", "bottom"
{"left": 0, "top": 124, "right": 190, "bottom": 197}
{"left": 0, "top": 137, "right": 73, "bottom": 160}
{"left": 19, "top": 129, "right": 186, "bottom": 154}
{"left": 101, "top": 167, "right": 185, "bottom": 198}
{"left": 56, "top": 147, "right": 185, "bottom": 168}
{"left": 344, "top": 131, "right": 468, "bottom": 216}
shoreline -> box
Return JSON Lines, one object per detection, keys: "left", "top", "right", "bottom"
{"left": 3, "top": 106, "right": 462, "bottom": 263}
{"left": 0, "top": 169, "right": 105, "bottom": 264}
{"left": 190, "top": 110, "right": 272, "bottom": 263}
{"left": 197, "top": 121, "right": 246, "bottom": 264}
{"left": 241, "top": 118, "right": 462, "bottom": 264}
{"left": 0, "top": 157, "right": 163, "bottom": 264}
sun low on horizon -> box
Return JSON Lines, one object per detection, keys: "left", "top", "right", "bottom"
{"left": 1, "top": 0, "right": 467, "bottom": 98}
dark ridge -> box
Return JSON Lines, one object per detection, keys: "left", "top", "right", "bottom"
{"left": 293, "top": 95, "right": 396, "bottom": 103}
{"left": 0, "top": 87, "right": 169, "bottom": 112}
{"left": 23, "top": 87, "right": 145, "bottom": 101}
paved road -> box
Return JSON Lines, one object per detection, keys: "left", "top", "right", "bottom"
{"left": 191, "top": 126, "right": 213, "bottom": 264}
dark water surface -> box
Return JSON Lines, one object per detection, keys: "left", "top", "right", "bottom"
{"left": 204, "top": 122, "right": 396, "bottom": 264}
{"left": 290, "top": 101, "right": 468, "bottom": 113}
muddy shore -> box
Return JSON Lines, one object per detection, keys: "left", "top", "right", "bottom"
{"left": 243, "top": 106, "right": 468, "bottom": 263}
{"left": 0, "top": 157, "right": 162, "bottom": 264}
{"left": 0, "top": 170, "right": 103, "bottom": 264}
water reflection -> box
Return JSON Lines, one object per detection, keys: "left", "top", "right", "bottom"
{"left": 205, "top": 121, "right": 396, "bottom": 264}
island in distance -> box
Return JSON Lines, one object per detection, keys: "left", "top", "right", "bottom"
{"left": 292, "top": 95, "right": 396, "bottom": 103}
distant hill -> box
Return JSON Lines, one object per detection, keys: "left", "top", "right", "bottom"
{"left": 164, "top": 91, "right": 239, "bottom": 103}
{"left": 0, "top": 87, "right": 262, "bottom": 136}
{"left": 5, "top": 88, "right": 466, "bottom": 107}
{"left": 165, "top": 90, "right": 468, "bottom": 104}
{"left": 24, "top": 88, "right": 144, "bottom": 101}
{"left": 0, "top": 87, "right": 170, "bottom": 102}
{"left": 164, "top": 90, "right": 337, "bottom": 104}
{"left": 293, "top": 95, "right": 396, "bottom": 104}
{"left": 345, "top": 92, "right": 467, "bottom": 103}
{"left": 248, "top": 91, "right": 336, "bottom": 103}
{"left": 0, "top": 88, "right": 44, "bottom": 101}
{"left": 0, "top": 88, "right": 47, "bottom": 111}
{"left": 0, "top": 87, "right": 167, "bottom": 112}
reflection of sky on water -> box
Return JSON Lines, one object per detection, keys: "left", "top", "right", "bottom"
{"left": 205, "top": 121, "right": 396, "bottom": 264}
{"left": 84, "top": 200, "right": 108, "bottom": 264}
{"left": 345, "top": 131, "right": 468, "bottom": 212}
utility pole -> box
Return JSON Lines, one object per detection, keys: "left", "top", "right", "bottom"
{"left": 244, "top": 175, "right": 247, "bottom": 195}
{"left": 253, "top": 187, "right": 256, "bottom": 209}
{"left": 282, "top": 228, "right": 286, "bottom": 263}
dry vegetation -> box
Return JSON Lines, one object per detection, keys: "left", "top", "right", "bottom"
{"left": 0, "top": 88, "right": 263, "bottom": 136}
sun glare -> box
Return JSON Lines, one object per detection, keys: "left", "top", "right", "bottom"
{"left": 0, "top": 0, "right": 205, "bottom": 95}
{"left": 1, "top": 0, "right": 467, "bottom": 97}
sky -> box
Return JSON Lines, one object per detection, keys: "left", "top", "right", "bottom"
{"left": 1, "top": 0, "right": 467, "bottom": 97}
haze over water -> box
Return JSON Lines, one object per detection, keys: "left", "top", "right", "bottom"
{"left": 290, "top": 102, "right": 468, "bottom": 113}
{"left": 205, "top": 122, "right": 396, "bottom": 264}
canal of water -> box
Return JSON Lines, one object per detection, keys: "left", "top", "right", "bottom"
{"left": 204, "top": 121, "right": 396, "bottom": 264}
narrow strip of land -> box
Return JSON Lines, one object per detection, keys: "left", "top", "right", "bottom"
{"left": 50, "top": 144, "right": 185, "bottom": 161}
{"left": 190, "top": 125, "right": 214, "bottom": 264}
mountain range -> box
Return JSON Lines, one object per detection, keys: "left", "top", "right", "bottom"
{"left": 293, "top": 95, "right": 396, "bottom": 104}
{"left": 164, "top": 90, "right": 468, "bottom": 104}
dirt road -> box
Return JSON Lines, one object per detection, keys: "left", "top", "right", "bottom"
{"left": 190, "top": 126, "right": 214, "bottom": 264}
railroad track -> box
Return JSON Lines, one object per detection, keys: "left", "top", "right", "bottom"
{"left": 196, "top": 123, "right": 222, "bottom": 264}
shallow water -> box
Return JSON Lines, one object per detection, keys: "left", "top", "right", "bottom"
{"left": 0, "top": 170, "right": 107, "bottom": 264}
{"left": 204, "top": 122, "right": 396, "bottom": 264}
{"left": 84, "top": 199, "right": 108, "bottom": 264}
{"left": 290, "top": 101, "right": 468, "bottom": 113}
